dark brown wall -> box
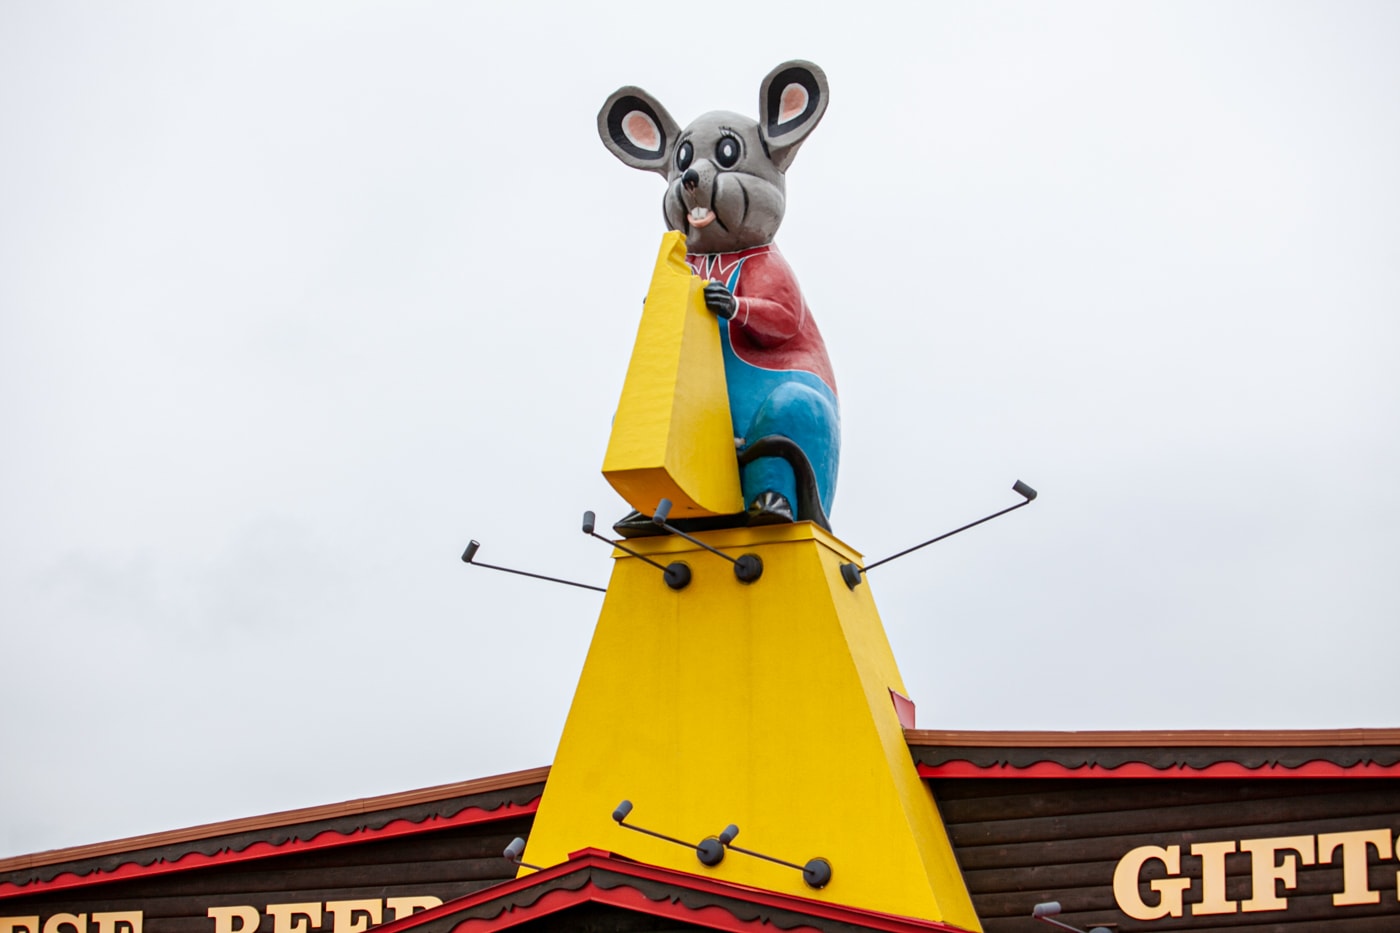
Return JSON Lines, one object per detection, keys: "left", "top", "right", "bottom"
{"left": 931, "top": 777, "right": 1400, "bottom": 932}
{"left": 0, "top": 817, "right": 530, "bottom": 933}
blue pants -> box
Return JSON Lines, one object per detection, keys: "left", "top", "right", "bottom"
{"left": 720, "top": 322, "right": 840, "bottom": 518}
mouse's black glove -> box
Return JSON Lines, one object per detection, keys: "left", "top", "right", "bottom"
{"left": 703, "top": 282, "right": 737, "bottom": 320}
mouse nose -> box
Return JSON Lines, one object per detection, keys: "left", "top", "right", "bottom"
{"left": 682, "top": 168, "right": 699, "bottom": 191}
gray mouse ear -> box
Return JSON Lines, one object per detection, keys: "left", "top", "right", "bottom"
{"left": 598, "top": 86, "right": 681, "bottom": 176}
{"left": 758, "top": 61, "right": 829, "bottom": 173}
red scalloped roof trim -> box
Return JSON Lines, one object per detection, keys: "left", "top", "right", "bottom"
{"left": 918, "top": 759, "right": 1400, "bottom": 779}
{"left": 371, "top": 850, "right": 972, "bottom": 933}
{"left": 460, "top": 883, "right": 823, "bottom": 933}
{"left": 0, "top": 798, "right": 539, "bottom": 901}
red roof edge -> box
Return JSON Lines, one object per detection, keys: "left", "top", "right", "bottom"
{"left": 373, "top": 850, "right": 976, "bottom": 933}
{"left": 905, "top": 728, "right": 1400, "bottom": 747}
{"left": 918, "top": 759, "right": 1400, "bottom": 780}
{"left": 906, "top": 728, "right": 1400, "bottom": 779}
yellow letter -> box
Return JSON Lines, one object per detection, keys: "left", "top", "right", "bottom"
{"left": 324, "top": 902, "right": 381, "bottom": 933}
{"left": 207, "top": 907, "right": 260, "bottom": 933}
{"left": 43, "top": 916, "right": 86, "bottom": 933}
{"left": 1190, "top": 841, "right": 1238, "bottom": 915}
{"left": 384, "top": 899, "right": 440, "bottom": 922}
{"left": 265, "top": 904, "right": 321, "bottom": 933}
{"left": 1319, "top": 829, "right": 1393, "bottom": 906}
{"left": 1, "top": 918, "right": 41, "bottom": 933}
{"left": 1113, "top": 845, "right": 1192, "bottom": 920}
{"left": 92, "top": 914, "right": 141, "bottom": 933}
{"left": 1240, "top": 835, "right": 1315, "bottom": 912}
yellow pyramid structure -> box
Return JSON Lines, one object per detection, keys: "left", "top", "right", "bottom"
{"left": 524, "top": 525, "right": 979, "bottom": 928}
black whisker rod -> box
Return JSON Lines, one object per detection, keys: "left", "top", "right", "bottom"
{"left": 503, "top": 837, "right": 544, "bottom": 872}
{"left": 582, "top": 512, "right": 692, "bottom": 590}
{"left": 864, "top": 482, "right": 1036, "bottom": 573}
{"left": 461, "top": 540, "right": 607, "bottom": 593}
{"left": 841, "top": 481, "right": 1037, "bottom": 589}
{"left": 617, "top": 822, "right": 696, "bottom": 848}
{"left": 1031, "top": 901, "right": 1110, "bottom": 933}
{"left": 652, "top": 499, "right": 762, "bottom": 583}
{"left": 725, "top": 843, "right": 804, "bottom": 871}
{"left": 582, "top": 511, "right": 670, "bottom": 572}
{"left": 612, "top": 799, "right": 696, "bottom": 849}
{"left": 652, "top": 499, "right": 739, "bottom": 565}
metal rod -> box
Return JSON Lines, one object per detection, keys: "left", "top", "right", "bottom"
{"left": 725, "top": 843, "right": 805, "bottom": 872}
{"left": 1036, "top": 907, "right": 1086, "bottom": 930}
{"left": 503, "top": 837, "right": 544, "bottom": 872}
{"left": 658, "top": 523, "right": 740, "bottom": 565}
{"left": 468, "top": 560, "right": 607, "bottom": 593}
{"left": 585, "top": 529, "right": 671, "bottom": 573}
{"left": 653, "top": 499, "right": 739, "bottom": 564}
{"left": 1035, "top": 919, "right": 1085, "bottom": 933}
{"left": 617, "top": 822, "right": 698, "bottom": 849}
{"left": 863, "top": 498, "right": 1031, "bottom": 574}
{"left": 1032, "top": 901, "right": 1102, "bottom": 933}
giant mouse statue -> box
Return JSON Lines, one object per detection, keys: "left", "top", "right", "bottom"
{"left": 599, "top": 60, "right": 840, "bottom": 532}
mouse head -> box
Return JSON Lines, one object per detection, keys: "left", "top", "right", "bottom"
{"left": 598, "top": 61, "right": 828, "bottom": 254}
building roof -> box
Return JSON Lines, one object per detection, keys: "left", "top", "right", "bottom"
{"left": 8, "top": 728, "right": 1399, "bottom": 893}
{"left": 0, "top": 766, "right": 548, "bottom": 898}
{"left": 906, "top": 728, "right": 1400, "bottom": 778}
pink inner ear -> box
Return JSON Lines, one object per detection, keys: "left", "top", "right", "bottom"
{"left": 622, "top": 112, "right": 661, "bottom": 152}
{"left": 778, "top": 84, "right": 809, "bottom": 124}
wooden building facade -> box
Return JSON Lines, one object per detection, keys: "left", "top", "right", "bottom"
{"left": 4, "top": 730, "right": 1398, "bottom": 933}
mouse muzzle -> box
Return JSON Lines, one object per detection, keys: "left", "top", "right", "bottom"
{"left": 671, "top": 159, "right": 723, "bottom": 234}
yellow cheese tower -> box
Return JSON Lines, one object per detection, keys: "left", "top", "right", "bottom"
{"left": 523, "top": 524, "right": 982, "bottom": 931}
{"left": 602, "top": 231, "right": 744, "bottom": 518}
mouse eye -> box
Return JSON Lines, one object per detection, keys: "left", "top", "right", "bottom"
{"left": 715, "top": 135, "right": 741, "bottom": 169}
{"left": 675, "top": 140, "right": 694, "bottom": 172}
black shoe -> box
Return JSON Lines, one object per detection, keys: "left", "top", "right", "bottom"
{"left": 746, "top": 491, "right": 794, "bottom": 526}
{"left": 614, "top": 508, "right": 750, "bottom": 538}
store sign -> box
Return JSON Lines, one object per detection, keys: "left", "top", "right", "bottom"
{"left": 1114, "top": 829, "right": 1397, "bottom": 920}
{"left": 1, "top": 897, "right": 442, "bottom": 933}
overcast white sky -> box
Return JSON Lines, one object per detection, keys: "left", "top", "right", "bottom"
{"left": 3, "top": 1, "right": 1398, "bottom": 860}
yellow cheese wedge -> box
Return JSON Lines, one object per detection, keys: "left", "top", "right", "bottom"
{"left": 602, "top": 231, "right": 744, "bottom": 518}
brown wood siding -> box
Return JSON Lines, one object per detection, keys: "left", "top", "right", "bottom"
{"left": 0, "top": 817, "right": 531, "bottom": 933}
{"left": 930, "top": 778, "right": 1400, "bottom": 933}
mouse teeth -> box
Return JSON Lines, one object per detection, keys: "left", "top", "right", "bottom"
{"left": 689, "top": 207, "right": 715, "bottom": 228}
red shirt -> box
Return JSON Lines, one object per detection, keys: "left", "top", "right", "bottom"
{"left": 687, "top": 245, "right": 836, "bottom": 394}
